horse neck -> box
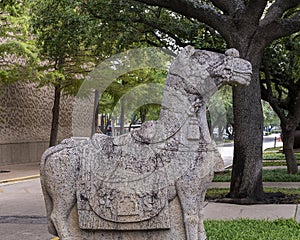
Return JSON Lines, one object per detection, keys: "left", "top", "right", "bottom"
{"left": 195, "top": 103, "right": 212, "bottom": 144}
{"left": 158, "top": 76, "right": 192, "bottom": 128}
{"left": 158, "top": 72, "right": 215, "bottom": 145}
{"left": 160, "top": 69, "right": 218, "bottom": 117}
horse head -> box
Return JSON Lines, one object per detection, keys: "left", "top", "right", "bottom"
{"left": 132, "top": 46, "right": 252, "bottom": 144}
{"left": 168, "top": 46, "right": 252, "bottom": 99}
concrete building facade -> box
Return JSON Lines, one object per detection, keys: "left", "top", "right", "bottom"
{"left": 0, "top": 82, "right": 73, "bottom": 165}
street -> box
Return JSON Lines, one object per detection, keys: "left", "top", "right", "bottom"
{"left": 0, "top": 179, "right": 53, "bottom": 240}
{"left": 217, "top": 133, "right": 282, "bottom": 168}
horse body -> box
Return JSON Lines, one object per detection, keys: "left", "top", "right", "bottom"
{"left": 41, "top": 46, "right": 252, "bottom": 239}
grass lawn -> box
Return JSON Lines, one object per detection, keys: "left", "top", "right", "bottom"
{"left": 262, "top": 149, "right": 300, "bottom": 166}
{"left": 263, "top": 160, "right": 300, "bottom": 167}
{"left": 213, "top": 169, "right": 300, "bottom": 182}
{"left": 205, "top": 219, "right": 300, "bottom": 240}
{"left": 263, "top": 152, "right": 300, "bottom": 160}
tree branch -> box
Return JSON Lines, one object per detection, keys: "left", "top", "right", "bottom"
{"left": 262, "top": 0, "right": 300, "bottom": 25}
{"left": 261, "top": 82, "right": 287, "bottom": 125}
{"left": 262, "top": 58, "right": 273, "bottom": 96}
{"left": 245, "top": 0, "right": 268, "bottom": 24}
{"left": 260, "top": 11, "right": 300, "bottom": 45}
{"left": 294, "top": 92, "right": 300, "bottom": 125}
{"left": 209, "top": 0, "right": 233, "bottom": 15}
{"left": 133, "top": 0, "right": 231, "bottom": 38}
{"left": 208, "top": 0, "right": 246, "bottom": 15}
{"left": 260, "top": 57, "right": 290, "bottom": 124}
{"left": 134, "top": 16, "right": 188, "bottom": 48}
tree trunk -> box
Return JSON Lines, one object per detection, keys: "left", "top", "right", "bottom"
{"left": 49, "top": 86, "right": 61, "bottom": 147}
{"left": 281, "top": 124, "right": 298, "bottom": 174}
{"left": 129, "top": 114, "right": 138, "bottom": 132}
{"left": 139, "top": 107, "right": 147, "bottom": 123}
{"left": 100, "top": 114, "right": 105, "bottom": 133}
{"left": 119, "top": 98, "right": 125, "bottom": 135}
{"left": 230, "top": 62, "right": 264, "bottom": 201}
{"left": 218, "top": 125, "right": 224, "bottom": 141}
{"left": 295, "top": 129, "right": 300, "bottom": 148}
{"left": 92, "top": 90, "right": 99, "bottom": 135}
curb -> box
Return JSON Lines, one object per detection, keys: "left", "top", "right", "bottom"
{"left": 0, "top": 174, "right": 40, "bottom": 184}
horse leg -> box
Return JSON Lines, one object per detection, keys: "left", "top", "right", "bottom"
{"left": 50, "top": 194, "right": 78, "bottom": 240}
{"left": 176, "top": 176, "right": 203, "bottom": 240}
{"left": 197, "top": 187, "right": 208, "bottom": 240}
{"left": 176, "top": 168, "right": 214, "bottom": 240}
{"left": 41, "top": 186, "right": 57, "bottom": 236}
{"left": 197, "top": 171, "right": 215, "bottom": 239}
{"left": 44, "top": 151, "right": 81, "bottom": 239}
{"left": 177, "top": 191, "right": 200, "bottom": 239}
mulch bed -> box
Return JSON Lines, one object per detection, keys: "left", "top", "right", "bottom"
{"left": 206, "top": 192, "right": 300, "bottom": 205}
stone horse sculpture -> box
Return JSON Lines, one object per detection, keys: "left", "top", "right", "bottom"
{"left": 41, "top": 46, "right": 252, "bottom": 240}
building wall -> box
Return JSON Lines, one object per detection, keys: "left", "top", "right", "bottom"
{"left": 0, "top": 141, "right": 48, "bottom": 165}
{"left": 0, "top": 82, "right": 73, "bottom": 165}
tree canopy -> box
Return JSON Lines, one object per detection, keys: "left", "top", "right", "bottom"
{"left": 82, "top": 0, "right": 225, "bottom": 53}
{"left": 261, "top": 34, "right": 300, "bottom": 173}
{"left": 30, "top": 0, "right": 97, "bottom": 92}
{"left": 30, "top": 0, "right": 99, "bottom": 146}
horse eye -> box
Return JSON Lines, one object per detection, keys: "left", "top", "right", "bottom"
{"left": 197, "top": 56, "right": 207, "bottom": 65}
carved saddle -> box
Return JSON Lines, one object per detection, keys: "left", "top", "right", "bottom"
{"left": 76, "top": 134, "right": 174, "bottom": 230}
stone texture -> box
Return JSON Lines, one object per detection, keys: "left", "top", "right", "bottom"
{"left": 41, "top": 46, "right": 252, "bottom": 240}
{"left": 0, "top": 82, "right": 73, "bottom": 144}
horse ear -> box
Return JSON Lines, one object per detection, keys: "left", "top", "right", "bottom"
{"left": 183, "top": 45, "right": 195, "bottom": 57}
{"left": 171, "top": 45, "right": 195, "bottom": 69}
{"left": 225, "top": 48, "right": 240, "bottom": 58}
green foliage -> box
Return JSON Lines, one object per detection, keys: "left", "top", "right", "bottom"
{"left": 28, "top": 0, "right": 225, "bottom": 94}
{"left": 207, "top": 85, "right": 233, "bottom": 138}
{"left": 263, "top": 152, "right": 300, "bottom": 160}
{"left": 31, "top": 0, "right": 91, "bottom": 59}
{"left": 213, "top": 169, "right": 300, "bottom": 182}
{"left": 262, "top": 100, "right": 280, "bottom": 127}
{"left": 29, "top": 0, "right": 227, "bottom": 122}
{"left": 0, "top": 0, "right": 27, "bottom": 18}
{"left": 261, "top": 34, "right": 300, "bottom": 118}
{"left": 193, "top": 26, "right": 226, "bottom": 51}
{"left": 260, "top": 37, "right": 300, "bottom": 167}
{"left": 205, "top": 219, "right": 300, "bottom": 240}
{"left": 83, "top": 0, "right": 224, "bottom": 53}
{"left": 263, "top": 160, "right": 300, "bottom": 167}
{"left": 99, "top": 68, "right": 167, "bottom": 123}
{"left": 0, "top": 0, "right": 38, "bottom": 83}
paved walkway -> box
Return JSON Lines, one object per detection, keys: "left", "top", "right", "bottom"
{"left": 0, "top": 163, "right": 300, "bottom": 240}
